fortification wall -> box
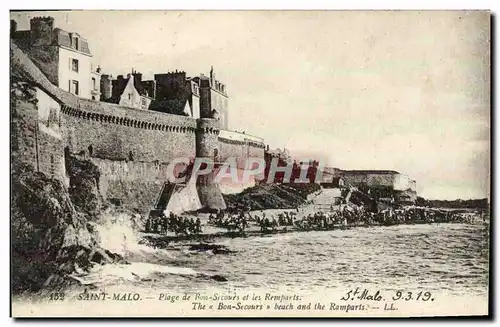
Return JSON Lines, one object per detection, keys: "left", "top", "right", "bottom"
{"left": 63, "top": 98, "right": 197, "bottom": 163}
{"left": 218, "top": 130, "right": 265, "bottom": 169}
{"left": 342, "top": 173, "right": 397, "bottom": 188}
{"left": 12, "top": 41, "right": 198, "bottom": 217}
{"left": 195, "top": 118, "right": 226, "bottom": 210}
{"left": 88, "top": 157, "right": 200, "bottom": 216}
{"left": 395, "top": 189, "right": 417, "bottom": 204}
{"left": 89, "top": 158, "right": 171, "bottom": 182}
{"left": 11, "top": 84, "right": 39, "bottom": 172}
{"left": 12, "top": 40, "right": 265, "bottom": 214}
{"left": 37, "top": 128, "right": 65, "bottom": 180}
{"left": 11, "top": 77, "right": 65, "bottom": 183}
{"left": 61, "top": 107, "right": 196, "bottom": 163}
{"left": 211, "top": 131, "right": 264, "bottom": 194}
{"left": 14, "top": 40, "right": 198, "bottom": 164}
{"left": 103, "top": 179, "right": 165, "bottom": 217}
{"left": 218, "top": 140, "right": 265, "bottom": 169}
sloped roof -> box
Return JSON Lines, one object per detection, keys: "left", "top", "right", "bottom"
{"left": 54, "top": 28, "right": 91, "bottom": 55}
{"left": 11, "top": 27, "right": 92, "bottom": 56}
{"left": 341, "top": 170, "right": 400, "bottom": 175}
{"left": 149, "top": 98, "right": 188, "bottom": 116}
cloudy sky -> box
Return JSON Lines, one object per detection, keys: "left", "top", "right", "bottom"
{"left": 11, "top": 10, "right": 490, "bottom": 200}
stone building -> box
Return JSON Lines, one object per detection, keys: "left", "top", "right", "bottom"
{"left": 11, "top": 36, "right": 266, "bottom": 217}
{"left": 147, "top": 67, "right": 228, "bottom": 123}
{"left": 340, "top": 170, "right": 417, "bottom": 204}
{"left": 192, "top": 67, "right": 229, "bottom": 129}
{"left": 152, "top": 70, "right": 201, "bottom": 119}
{"left": 103, "top": 72, "right": 154, "bottom": 110}
{"left": 265, "top": 147, "right": 292, "bottom": 163}
{"left": 11, "top": 17, "right": 102, "bottom": 101}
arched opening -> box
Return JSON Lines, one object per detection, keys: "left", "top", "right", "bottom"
{"left": 214, "top": 148, "right": 219, "bottom": 163}
{"left": 88, "top": 145, "right": 94, "bottom": 157}
{"left": 128, "top": 151, "right": 134, "bottom": 161}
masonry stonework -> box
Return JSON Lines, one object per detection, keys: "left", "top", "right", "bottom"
{"left": 61, "top": 107, "right": 197, "bottom": 163}
{"left": 195, "top": 118, "right": 227, "bottom": 210}
{"left": 12, "top": 40, "right": 265, "bottom": 216}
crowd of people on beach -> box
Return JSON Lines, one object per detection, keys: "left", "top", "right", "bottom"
{"left": 145, "top": 212, "right": 202, "bottom": 236}
{"left": 207, "top": 205, "right": 488, "bottom": 232}
{"left": 208, "top": 210, "right": 249, "bottom": 232}
{"left": 145, "top": 204, "right": 487, "bottom": 236}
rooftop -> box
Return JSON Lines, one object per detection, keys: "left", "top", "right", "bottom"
{"left": 11, "top": 21, "right": 92, "bottom": 56}
{"left": 341, "top": 170, "right": 400, "bottom": 175}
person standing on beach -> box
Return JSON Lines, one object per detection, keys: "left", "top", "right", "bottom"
{"left": 196, "top": 217, "right": 202, "bottom": 234}
{"left": 161, "top": 214, "right": 168, "bottom": 235}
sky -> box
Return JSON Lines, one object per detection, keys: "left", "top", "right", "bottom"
{"left": 11, "top": 10, "right": 490, "bottom": 200}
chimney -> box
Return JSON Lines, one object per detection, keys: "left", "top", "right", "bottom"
{"left": 10, "top": 20, "right": 17, "bottom": 36}
{"left": 133, "top": 72, "right": 143, "bottom": 84}
{"left": 100, "top": 74, "right": 112, "bottom": 100}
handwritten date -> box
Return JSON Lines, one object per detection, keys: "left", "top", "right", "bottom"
{"left": 392, "top": 290, "right": 434, "bottom": 302}
{"left": 341, "top": 288, "right": 434, "bottom": 302}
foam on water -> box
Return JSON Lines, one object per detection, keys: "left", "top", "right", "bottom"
{"left": 72, "top": 262, "right": 197, "bottom": 287}
{"left": 73, "top": 211, "right": 199, "bottom": 286}
{"left": 68, "top": 210, "right": 488, "bottom": 298}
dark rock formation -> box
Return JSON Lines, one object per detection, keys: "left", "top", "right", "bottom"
{"left": 66, "top": 155, "right": 102, "bottom": 218}
{"left": 223, "top": 183, "right": 321, "bottom": 211}
{"left": 188, "top": 243, "right": 236, "bottom": 254}
{"left": 11, "top": 157, "right": 125, "bottom": 294}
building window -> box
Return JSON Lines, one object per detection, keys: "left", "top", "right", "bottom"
{"left": 71, "top": 58, "right": 79, "bottom": 72}
{"left": 74, "top": 37, "right": 79, "bottom": 50}
{"left": 92, "top": 96, "right": 96, "bottom": 100}
{"left": 69, "top": 80, "right": 79, "bottom": 95}
{"left": 128, "top": 93, "right": 132, "bottom": 100}
{"left": 141, "top": 98, "right": 146, "bottom": 107}
{"left": 92, "top": 77, "right": 96, "bottom": 90}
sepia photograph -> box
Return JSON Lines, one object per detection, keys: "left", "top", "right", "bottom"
{"left": 9, "top": 9, "right": 491, "bottom": 318}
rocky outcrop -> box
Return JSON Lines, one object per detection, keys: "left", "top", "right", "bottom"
{"left": 11, "top": 158, "right": 125, "bottom": 294}
{"left": 66, "top": 155, "right": 102, "bottom": 218}
{"left": 10, "top": 44, "right": 131, "bottom": 293}
{"left": 223, "top": 183, "right": 321, "bottom": 211}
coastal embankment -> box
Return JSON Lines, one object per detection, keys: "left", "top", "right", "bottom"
{"left": 11, "top": 154, "right": 130, "bottom": 294}
{"left": 223, "top": 183, "right": 321, "bottom": 211}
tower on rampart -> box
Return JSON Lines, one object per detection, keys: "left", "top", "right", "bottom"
{"left": 194, "top": 66, "right": 229, "bottom": 129}
{"left": 195, "top": 117, "right": 226, "bottom": 210}
{"left": 29, "top": 16, "right": 54, "bottom": 47}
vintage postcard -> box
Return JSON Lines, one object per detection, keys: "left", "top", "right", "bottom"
{"left": 10, "top": 10, "right": 490, "bottom": 318}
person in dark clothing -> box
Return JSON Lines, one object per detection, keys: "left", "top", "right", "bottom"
{"left": 189, "top": 218, "right": 196, "bottom": 234}
{"left": 195, "top": 217, "right": 202, "bottom": 234}
{"left": 161, "top": 214, "right": 168, "bottom": 235}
